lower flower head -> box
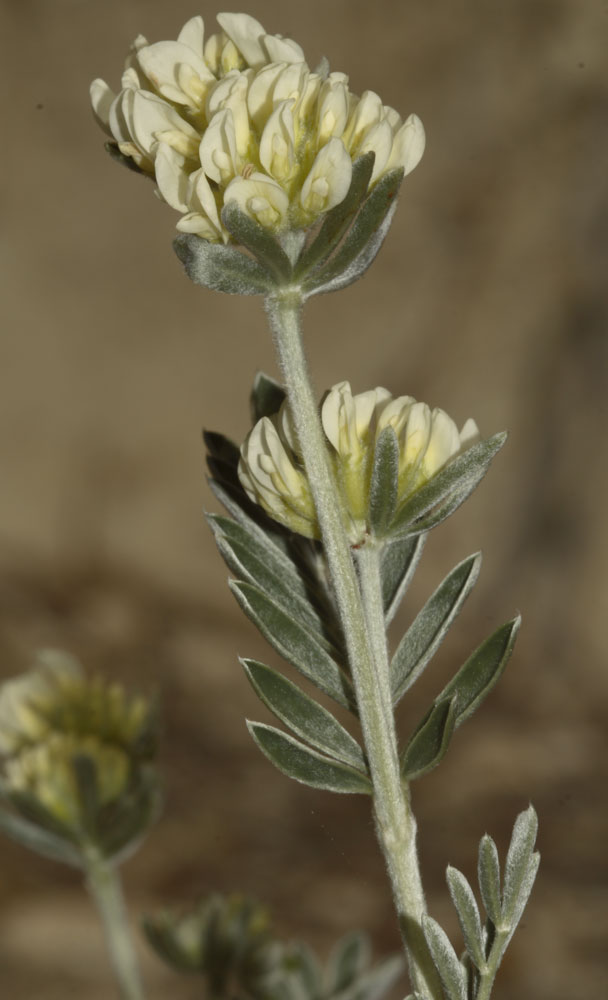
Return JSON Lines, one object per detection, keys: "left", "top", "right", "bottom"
{"left": 238, "top": 382, "right": 479, "bottom": 544}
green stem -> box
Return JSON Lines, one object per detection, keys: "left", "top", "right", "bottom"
{"left": 476, "top": 930, "right": 510, "bottom": 1000}
{"left": 265, "top": 290, "right": 442, "bottom": 1000}
{"left": 85, "top": 850, "right": 144, "bottom": 1000}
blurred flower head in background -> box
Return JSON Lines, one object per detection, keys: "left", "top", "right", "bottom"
{"left": 90, "top": 12, "right": 425, "bottom": 241}
{"left": 238, "top": 382, "right": 479, "bottom": 544}
{"left": 0, "top": 651, "right": 159, "bottom": 859}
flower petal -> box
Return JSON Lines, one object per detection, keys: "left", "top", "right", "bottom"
{"left": 177, "top": 15, "right": 206, "bottom": 59}
{"left": 199, "top": 108, "right": 238, "bottom": 185}
{"left": 216, "top": 12, "right": 268, "bottom": 69}
{"left": 387, "top": 113, "right": 426, "bottom": 176}
{"left": 154, "top": 142, "right": 190, "bottom": 212}
{"left": 224, "top": 172, "right": 289, "bottom": 230}
{"left": 259, "top": 100, "right": 295, "bottom": 182}
{"left": 262, "top": 34, "right": 306, "bottom": 64}
{"left": 90, "top": 78, "right": 115, "bottom": 134}
{"left": 300, "top": 137, "right": 352, "bottom": 218}
{"left": 137, "top": 41, "right": 214, "bottom": 106}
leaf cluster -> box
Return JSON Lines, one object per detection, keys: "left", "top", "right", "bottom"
{"left": 205, "top": 373, "right": 518, "bottom": 794}
{"left": 412, "top": 807, "right": 540, "bottom": 1000}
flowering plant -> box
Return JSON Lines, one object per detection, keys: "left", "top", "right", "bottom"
{"left": 0, "top": 12, "right": 539, "bottom": 1000}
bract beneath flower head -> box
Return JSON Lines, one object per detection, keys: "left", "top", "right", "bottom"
{"left": 91, "top": 12, "right": 426, "bottom": 242}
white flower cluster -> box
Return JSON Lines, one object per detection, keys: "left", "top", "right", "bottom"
{"left": 238, "top": 382, "right": 479, "bottom": 544}
{"left": 91, "top": 13, "right": 425, "bottom": 241}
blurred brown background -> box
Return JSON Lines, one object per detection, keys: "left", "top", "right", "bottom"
{"left": 1, "top": 0, "right": 607, "bottom": 997}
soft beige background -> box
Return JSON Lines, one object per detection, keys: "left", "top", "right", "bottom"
{"left": 1, "top": 0, "right": 607, "bottom": 997}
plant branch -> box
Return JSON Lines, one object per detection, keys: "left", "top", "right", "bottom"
{"left": 265, "top": 290, "right": 442, "bottom": 1000}
{"left": 85, "top": 850, "right": 145, "bottom": 1000}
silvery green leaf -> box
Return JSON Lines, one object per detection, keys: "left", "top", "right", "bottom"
{"left": 247, "top": 722, "right": 372, "bottom": 794}
{"left": 381, "top": 534, "right": 426, "bottom": 625}
{"left": 242, "top": 660, "right": 366, "bottom": 771}
{"left": 250, "top": 371, "right": 286, "bottom": 422}
{"left": 478, "top": 834, "right": 502, "bottom": 927}
{"left": 230, "top": 580, "right": 355, "bottom": 710}
{"left": 391, "top": 553, "right": 481, "bottom": 704}
{"left": 174, "top": 233, "right": 273, "bottom": 295}
{"left": 325, "top": 931, "right": 370, "bottom": 994}
{"left": 342, "top": 955, "right": 404, "bottom": 1000}
{"left": 369, "top": 427, "right": 400, "bottom": 538}
{"left": 446, "top": 866, "right": 487, "bottom": 972}
{"left": 400, "top": 694, "right": 458, "bottom": 781}
{"left": 502, "top": 806, "right": 540, "bottom": 931}
{"left": 221, "top": 203, "right": 293, "bottom": 283}
{"left": 208, "top": 514, "right": 335, "bottom": 652}
{"left": 294, "top": 153, "right": 375, "bottom": 278}
{"left": 438, "top": 617, "right": 520, "bottom": 728}
{"left": 0, "top": 802, "right": 82, "bottom": 868}
{"left": 422, "top": 916, "right": 467, "bottom": 1000}
{"left": 389, "top": 434, "right": 507, "bottom": 539}
{"left": 304, "top": 201, "right": 398, "bottom": 297}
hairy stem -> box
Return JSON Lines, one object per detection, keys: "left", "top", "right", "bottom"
{"left": 476, "top": 929, "right": 511, "bottom": 1000}
{"left": 85, "top": 850, "right": 144, "bottom": 1000}
{"left": 265, "top": 290, "right": 442, "bottom": 1000}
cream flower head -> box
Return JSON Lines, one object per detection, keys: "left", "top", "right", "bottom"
{"left": 91, "top": 13, "right": 425, "bottom": 242}
{"left": 238, "top": 382, "right": 479, "bottom": 545}
{"left": 0, "top": 652, "right": 158, "bottom": 850}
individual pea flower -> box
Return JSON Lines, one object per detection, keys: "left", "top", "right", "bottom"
{"left": 90, "top": 12, "right": 425, "bottom": 244}
{"left": 238, "top": 382, "right": 483, "bottom": 545}
{"left": 0, "top": 651, "right": 159, "bottom": 864}
{"left": 238, "top": 412, "right": 318, "bottom": 538}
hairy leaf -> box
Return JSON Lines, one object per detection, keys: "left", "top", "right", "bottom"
{"left": 221, "top": 203, "right": 293, "bottom": 283}
{"left": 369, "top": 427, "right": 400, "bottom": 538}
{"left": 294, "top": 153, "right": 376, "bottom": 278}
{"left": 391, "top": 553, "right": 482, "bottom": 704}
{"left": 438, "top": 617, "right": 520, "bottom": 728}
{"left": 502, "top": 806, "right": 540, "bottom": 931}
{"left": 305, "top": 201, "right": 398, "bottom": 297}
{"left": 381, "top": 534, "right": 426, "bottom": 625}
{"left": 478, "top": 834, "right": 502, "bottom": 927}
{"left": 446, "top": 866, "right": 487, "bottom": 972}
{"left": 242, "top": 660, "right": 366, "bottom": 770}
{"left": 174, "top": 234, "right": 273, "bottom": 295}
{"left": 389, "top": 433, "right": 507, "bottom": 539}
{"left": 231, "top": 581, "right": 355, "bottom": 709}
{"left": 400, "top": 695, "right": 458, "bottom": 781}
{"left": 247, "top": 723, "right": 372, "bottom": 794}
{"left": 422, "top": 916, "right": 467, "bottom": 1000}
{"left": 209, "top": 515, "right": 335, "bottom": 651}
